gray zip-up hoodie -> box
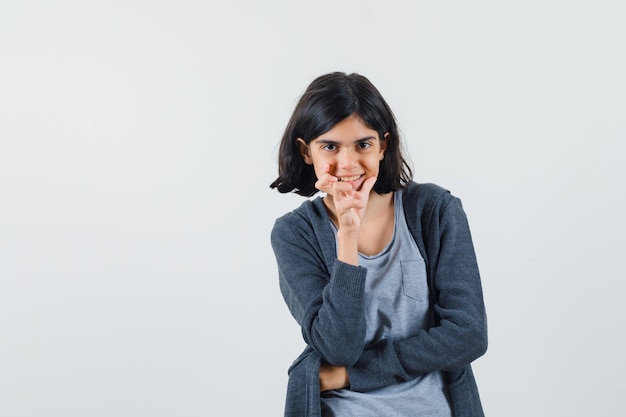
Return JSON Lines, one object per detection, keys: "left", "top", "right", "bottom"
{"left": 271, "top": 182, "right": 488, "bottom": 417}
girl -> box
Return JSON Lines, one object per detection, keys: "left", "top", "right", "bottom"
{"left": 270, "top": 72, "right": 487, "bottom": 417}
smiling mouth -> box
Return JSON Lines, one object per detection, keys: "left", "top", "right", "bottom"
{"left": 337, "top": 174, "right": 363, "bottom": 182}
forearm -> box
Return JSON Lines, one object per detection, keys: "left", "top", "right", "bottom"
{"left": 347, "top": 317, "right": 487, "bottom": 391}
{"left": 301, "top": 260, "right": 368, "bottom": 364}
{"left": 309, "top": 229, "right": 361, "bottom": 363}
{"left": 336, "top": 229, "right": 359, "bottom": 266}
{"left": 271, "top": 203, "right": 369, "bottom": 366}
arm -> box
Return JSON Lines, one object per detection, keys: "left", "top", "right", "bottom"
{"left": 347, "top": 196, "right": 488, "bottom": 391}
{"left": 271, "top": 171, "right": 378, "bottom": 366}
{"left": 271, "top": 214, "right": 368, "bottom": 365}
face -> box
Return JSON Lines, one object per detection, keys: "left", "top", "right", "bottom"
{"left": 297, "top": 114, "right": 387, "bottom": 191}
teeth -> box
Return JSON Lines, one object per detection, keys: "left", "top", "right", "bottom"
{"left": 338, "top": 175, "right": 361, "bottom": 182}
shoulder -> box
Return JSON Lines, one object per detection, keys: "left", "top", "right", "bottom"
{"left": 272, "top": 198, "right": 324, "bottom": 229}
{"left": 402, "top": 181, "right": 455, "bottom": 214}
{"left": 270, "top": 197, "right": 337, "bottom": 268}
{"left": 401, "top": 181, "right": 473, "bottom": 240}
{"left": 271, "top": 197, "right": 328, "bottom": 244}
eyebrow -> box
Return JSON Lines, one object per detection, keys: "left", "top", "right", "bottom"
{"left": 314, "top": 136, "right": 377, "bottom": 145}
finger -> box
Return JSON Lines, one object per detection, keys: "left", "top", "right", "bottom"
{"left": 315, "top": 177, "right": 338, "bottom": 193}
{"left": 360, "top": 176, "right": 377, "bottom": 195}
{"left": 315, "top": 165, "right": 338, "bottom": 193}
{"left": 334, "top": 181, "right": 352, "bottom": 193}
{"left": 333, "top": 182, "right": 353, "bottom": 200}
{"left": 346, "top": 176, "right": 376, "bottom": 209}
{"left": 322, "top": 165, "right": 337, "bottom": 185}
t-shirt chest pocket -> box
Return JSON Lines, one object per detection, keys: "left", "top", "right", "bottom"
{"left": 400, "top": 259, "right": 428, "bottom": 301}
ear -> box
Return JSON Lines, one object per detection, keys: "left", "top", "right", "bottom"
{"left": 379, "top": 133, "right": 390, "bottom": 160}
{"left": 296, "top": 138, "right": 313, "bottom": 165}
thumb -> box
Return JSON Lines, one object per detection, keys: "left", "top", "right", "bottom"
{"left": 361, "top": 176, "right": 377, "bottom": 195}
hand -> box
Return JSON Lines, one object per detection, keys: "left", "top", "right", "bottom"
{"left": 319, "top": 363, "right": 349, "bottom": 392}
{"left": 315, "top": 164, "right": 377, "bottom": 234}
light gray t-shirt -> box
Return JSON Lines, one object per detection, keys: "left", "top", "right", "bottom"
{"left": 321, "top": 191, "right": 452, "bottom": 417}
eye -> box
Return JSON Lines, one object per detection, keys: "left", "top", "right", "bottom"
{"left": 357, "top": 142, "right": 372, "bottom": 150}
{"left": 322, "top": 144, "right": 337, "bottom": 151}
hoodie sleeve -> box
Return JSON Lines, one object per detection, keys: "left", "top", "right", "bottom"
{"left": 347, "top": 194, "right": 488, "bottom": 391}
{"left": 271, "top": 212, "right": 369, "bottom": 366}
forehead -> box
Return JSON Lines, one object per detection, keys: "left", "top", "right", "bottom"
{"left": 312, "top": 114, "right": 378, "bottom": 142}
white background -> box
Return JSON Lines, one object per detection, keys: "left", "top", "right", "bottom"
{"left": 1, "top": 1, "right": 625, "bottom": 416}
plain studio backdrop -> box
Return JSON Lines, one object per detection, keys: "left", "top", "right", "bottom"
{"left": 1, "top": 1, "right": 624, "bottom": 416}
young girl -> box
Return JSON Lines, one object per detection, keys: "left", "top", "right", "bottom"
{"left": 270, "top": 72, "right": 487, "bottom": 417}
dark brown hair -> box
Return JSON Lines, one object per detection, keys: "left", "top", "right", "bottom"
{"left": 270, "top": 72, "right": 412, "bottom": 196}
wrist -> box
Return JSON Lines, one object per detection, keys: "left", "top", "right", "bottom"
{"left": 336, "top": 227, "right": 359, "bottom": 240}
{"left": 336, "top": 230, "right": 359, "bottom": 265}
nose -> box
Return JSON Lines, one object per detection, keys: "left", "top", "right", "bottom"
{"left": 337, "top": 148, "right": 357, "bottom": 169}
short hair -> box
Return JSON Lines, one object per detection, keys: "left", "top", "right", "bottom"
{"left": 270, "top": 72, "right": 412, "bottom": 196}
